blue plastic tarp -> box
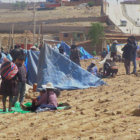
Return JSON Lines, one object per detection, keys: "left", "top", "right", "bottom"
{"left": 60, "top": 42, "right": 93, "bottom": 60}
{"left": 78, "top": 46, "right": 93, "bottom": 60}
{"left": 26, "top": 50, "right": 40, "bottom": 85}
{"left": 60, "top": 41, "right": 71, "bottom": 56}
{"left": 37, "top": 45, "right": 105, "bottom": 90}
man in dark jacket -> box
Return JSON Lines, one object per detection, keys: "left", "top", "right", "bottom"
{"left": 110, "top": 40, "right": 118, "bottom": 61}
{"left": 70, "top": 45, "right": 81, "bottom": 66}
{"left": 130, "top": 36, "right": 137, "bottom": 74}
{"left": 122, "top": 38, "right": 132, "bottom": 75}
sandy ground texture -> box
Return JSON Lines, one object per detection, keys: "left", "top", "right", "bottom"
{"left": 0, "top": 59, "right": 139, "bottom": 140}
{"left": 0, "top": 6, "right": 101, "bottom": 24}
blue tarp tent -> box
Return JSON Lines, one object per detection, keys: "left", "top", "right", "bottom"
{"left": 60, "top": 41, "right": 93, "bottom": 60}
{"left": 78, "top": 46, "right": 93, "bottom": 60}
{"left": 26, "top": 50, "right": 40, "bottom": 85}
{"left": 37, "top": 45, "right": 105, "bottom": 90}
{"left": 60, "top": 41, "right": 71, "bottom": 56}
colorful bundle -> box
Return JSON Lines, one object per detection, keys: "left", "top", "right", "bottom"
{"left": 1, "top": 61, "right": 18, "bottom": 80}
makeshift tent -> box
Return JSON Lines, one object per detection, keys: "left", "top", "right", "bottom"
{"left": 26, "top": 50, "right": 40, "bottom": 85}
{"left": 78, "top": 46, "right": 93, "bottom": 60}
{"left": 60, "top": 41, "right": 93, "bottom": 60}
{"left": 60, "top": 41, "right": 71, "bottom": 56}
{"left": 37, "top": 44, "right": 105, "bottom": 90}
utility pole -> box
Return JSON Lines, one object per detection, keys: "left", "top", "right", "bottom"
{"left": 11, "top": 24, "right": 14, "bottom": 49}
{"left": 33, "top": 2, "right": 36, "bottom": 45}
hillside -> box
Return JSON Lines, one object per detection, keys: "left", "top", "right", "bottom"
{"left": 0, "top": 6, "right": 101, "bottom": 24}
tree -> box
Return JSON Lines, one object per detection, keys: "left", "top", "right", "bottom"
{"left": 88, "top": 22, "right": 104, "bottom": 48}
{"left": 13, "top": 1, "right": 27, "bottom": 10}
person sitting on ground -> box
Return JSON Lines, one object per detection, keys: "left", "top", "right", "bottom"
{"left": 21, "top": 83, "right": 59, "bottom": 112}
{"left": 101, "top": 48, "right": 108, "bottom": 60}
{"left": 103, "top": 59, "right": 118, "bottom": 77}
{"left": 12, "top": 55, "right": 27, "bottom": 106}
{"left": 70, "top": 44, "right": 81, "bottom": 66}
{"left": 87, "top": 61, "right": 98, "bottom": 76}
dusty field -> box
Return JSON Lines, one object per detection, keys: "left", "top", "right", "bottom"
{"left": 0, "top": 59, "right": 140, "bottom": 140}
{"left": 0, "top": 6, "right": 101, "bottom": 24}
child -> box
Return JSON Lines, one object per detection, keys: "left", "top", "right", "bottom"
{"left": 87, "top": 61, "right": 98, "bottom": 76}
{"left": 0, "top": 59, "right": 19, "bottom": 112}
{"left": 12, "top": 55, "right": 27, "bottom": 106}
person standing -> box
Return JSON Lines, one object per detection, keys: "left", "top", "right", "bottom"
{"left": 110, "top": 40, "right": 118, "bottom": 61}
{"left": 70, "top": 45, "right": 81, "bottom": 66}
{"left": 122, "top": 38, "right": 132, "bottom": 75}
{"left": 12, "top": 55, "right": 27, "bottom": 106}
{"left": 0, "top": 60, "right": 19, "bottom": 112}
{"left": 130, "top": 36, "right": 137, "bottom": 74}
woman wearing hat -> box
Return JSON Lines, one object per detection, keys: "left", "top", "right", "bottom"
{"left": 22, "top": 82, "right": 59, "bottom": 112}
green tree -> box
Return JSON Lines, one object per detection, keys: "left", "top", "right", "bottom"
{"left": 88, "top": 22, "right": 104, "bottom": 47}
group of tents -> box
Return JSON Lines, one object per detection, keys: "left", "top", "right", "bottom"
{"left": 25, "top": 42, "right": 105, "bottom": 90}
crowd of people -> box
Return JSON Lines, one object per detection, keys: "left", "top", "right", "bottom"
{"left": 0, "top": 36, "right": 139, "bottom": 112}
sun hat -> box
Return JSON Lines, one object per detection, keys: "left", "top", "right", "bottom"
{"left": 91, "top": 60, "right": 96, "bottom": 64}
{"left": 42, "top": 82, "right": 55, "bottom": 89}
{"left": 31, "top": 46, "right": 37, "bottom": 50}
{"left": 113, "top": 40, "right": 118, "bottom": 44}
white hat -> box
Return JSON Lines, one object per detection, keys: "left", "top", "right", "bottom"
{"left": 31, "top": 46, "right": 37, "bottom": 49}
{"left": 42, "top": 82, "right": 55, "bottom": 89}
{"left": 91, "top": 60, "right": 96, "bottom": 64}
{"left": 113, "top": 40, "right": 118, "bottom": 44}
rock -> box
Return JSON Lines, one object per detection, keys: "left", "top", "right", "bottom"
{"left": 42, "top": 137, "right": 48, "bottom": 140}
{"left": 89, "top": 136, "right": 93, "bottom": 140}
{"left": 103, "top": 109, "right": 108, "bottom": 112}
{"left": 80, "top": 92, "right": 84, "bottom": 94}
{"left": 112, "top": 112, "right": 116, "bottom": 116}
{"left": 95, "top": 113, "right": 99, "bottom": 117}
{"left": 30, "top": 122, "right": 34, "bottom": 127}
{"left": 105, "top": 92, "right": 109, "bottom": 94}
{"left": 116, "top": 111, "right": 122, "bottom": 114}
{"left": 94, "top": 108, "right": 100, "bottom": 111}
{"left": 80, "top": 111, "right": 85, "bottom": 115}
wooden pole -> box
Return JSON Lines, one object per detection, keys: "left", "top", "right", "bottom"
{"left": 25, "top": 38, "right": 27, "bottom": 50}
{"left": 8, "top": 26, "right": 12, "bottom": 52}
{"left": 12, "top": 24, "right": 15, "bottom": 49}
{"left": 38, "top": 24, "right": 41, "bottom": 47}
{"left": 33, "top": 2, "right": 36, "bottom": 45}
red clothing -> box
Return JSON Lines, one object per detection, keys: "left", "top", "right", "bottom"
{"left": 37, "top": 91, "right": 57, "bottom": 107}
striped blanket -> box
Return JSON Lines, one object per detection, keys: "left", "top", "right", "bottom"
{"left": 1, "top": 61, "right": 18, "bottom": 80}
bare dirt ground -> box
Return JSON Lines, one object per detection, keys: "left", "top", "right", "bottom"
{"left": 0, "top": 6, "right": 101, "bottom": 23}
{"left": 0, "top": 59, "right": 140, "bottom": 140}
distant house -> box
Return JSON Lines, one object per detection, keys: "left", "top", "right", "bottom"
{"left": 59, "top": 31, "right": 86, "bottom": 45}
